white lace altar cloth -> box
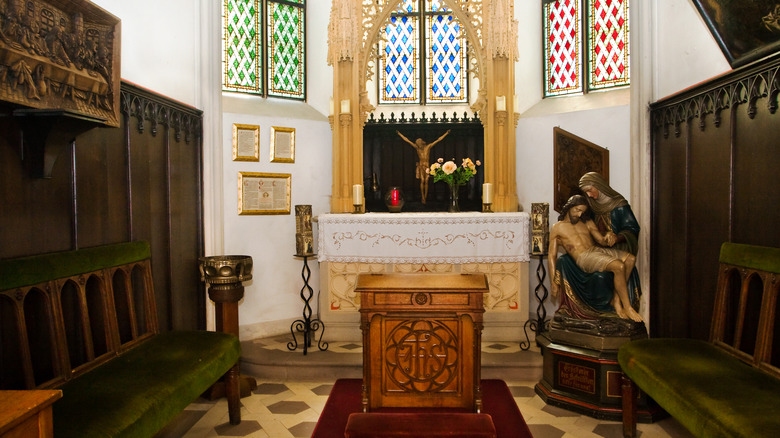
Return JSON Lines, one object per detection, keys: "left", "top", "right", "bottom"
{"left": 317, "top": 212, "right": 530, "bottom": 264}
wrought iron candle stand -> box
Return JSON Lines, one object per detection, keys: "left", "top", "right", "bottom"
{"left": 199, "top": 255, "right": 258, "bottom": 402}
{"left": 521, "top": 254, "right": 551, "bottom": 350}
{"left": 288, "top": 253, "right": 328, "bottom": 355}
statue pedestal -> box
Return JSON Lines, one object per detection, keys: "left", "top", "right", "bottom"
{"left": 534, "top": 320, "right": 665, "bottom": 422}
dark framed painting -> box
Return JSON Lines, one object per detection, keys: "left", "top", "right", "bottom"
{"left": 553, "top": 127, "right": 609, "bottom": 214}
{"left": 691, "top": 0, "right": 780, "bottom": 67}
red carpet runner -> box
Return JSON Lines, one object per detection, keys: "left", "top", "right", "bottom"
{"left": 311, "top": 379, "right": 533, "bottom": 438}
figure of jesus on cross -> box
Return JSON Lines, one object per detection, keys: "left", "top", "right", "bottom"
{"left": 396, "top": 129, "right": 451, "bottom": 204}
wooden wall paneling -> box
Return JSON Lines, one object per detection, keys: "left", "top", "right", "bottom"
{"left": 127, "top": 113, "right": 173, "bottom": 331}
{"left": 732, "top": 106, "right": 780, "bottom": 249}
{"left": 0, "top": 132, "right": 73, "bottom": 257}
{"left": 650, "top": 116, "right": 690, "bottom": 337}
{"left": 167, "top": 119, "right": 205, "bottom": 330}
{"left": 120, "top": 83, "right": 205, "bottom": 331}
{"left": 651, "top": 53, "right": 780, "bottom": 339}
{"left": 686, "top": 112, "right": 733, "bottom": 341}
{"left": 1, "top": 82, "right": 204, "bottom": 331}
{"left": 74, "top": 127, "right": 130, "bottom": 248}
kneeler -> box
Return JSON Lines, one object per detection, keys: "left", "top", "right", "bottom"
{"left": 345, "top": 413, "right": 497, "bottom": 438}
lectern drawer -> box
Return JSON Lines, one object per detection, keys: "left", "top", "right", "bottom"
{"left": 361, "top": 291, "right": 481, "bottom": 309}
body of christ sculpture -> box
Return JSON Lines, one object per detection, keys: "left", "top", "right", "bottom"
{"left": 396, "top": 129, "right": 451, "bottom": 204}
{"left": 548, "top": 195, "right": 643, "bottom": 322}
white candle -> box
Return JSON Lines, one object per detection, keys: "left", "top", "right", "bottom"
{"left": 341, "top": 99, "right": 351, "bottom": 114}
{"left": 483, "top": 183, "right": 494, "bottom": 204}
{"left": 353, "top": 184, "right": 363, "bottom": 205}
{"left": 513, "top": 95, "right": 519, "bottom": 113}
{"left": 496, "top": 96, "right": 506, "bottom": 112}
{"left": 329, "top": 97, "right": 334, "bottom": 116}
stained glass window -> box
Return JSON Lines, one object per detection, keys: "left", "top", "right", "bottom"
{"left": 543, "top": 0, "right": 629, "bottom": 98}
{"left": 267, "top": 1, "right": 305, "bottom": 98}
{"left": 223, "top": 0, "right": 306, "bottom": 100}
{"left": 543, "top": 0, "right": 582, "bottom": 97}
{"left": 379, "top": 0, "right": 468, "bottom": 104}
{"left": 588, "top": 0, "right": 629, "bottom": 90}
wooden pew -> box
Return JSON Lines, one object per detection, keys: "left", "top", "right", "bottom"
{"left": 619, "top": 242, "right": 780, "bottom": 437}
{"left": 0, "top": 241, "right": 241, "bottom": 437}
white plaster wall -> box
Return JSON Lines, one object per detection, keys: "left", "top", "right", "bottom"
{"left": 653, "top": 0, "right": 731, "bottom": 100}
{"left": 221, "top": 0, "right": 334, "bottom": 339}
{"left": 221, "top": 105, "right": 332, "bottom": 339}
{"left": 91, "top": 0, "right": 202, "bottom": 106}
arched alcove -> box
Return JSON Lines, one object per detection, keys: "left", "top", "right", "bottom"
{"left": 328, "top": 0, "right": 519, "bottom": 212}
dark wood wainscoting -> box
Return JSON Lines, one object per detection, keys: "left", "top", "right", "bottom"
{"left": 0, "top": 82, "right": 205, "bottom": 331}
{"left": 363, "top": 112, "right": 484, "bottom": 212}
{"left": 650, "top": 53, "right": 780, "bottom": 339}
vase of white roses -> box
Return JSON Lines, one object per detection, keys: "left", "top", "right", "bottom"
{"left": 428, "top": 157, "right": 481, "bottom": 212}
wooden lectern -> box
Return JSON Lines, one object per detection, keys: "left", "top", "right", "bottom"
{"left": 356, "top": 273, "right": 488, "bottom": 413}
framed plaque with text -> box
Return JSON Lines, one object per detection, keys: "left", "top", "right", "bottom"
{"left": 237, "top": 172, "right": 291, "bottom": 215}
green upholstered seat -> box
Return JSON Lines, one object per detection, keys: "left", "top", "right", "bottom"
{"left": 619, "top": 338, "right": 780, "bottom": 438}
{"left": 53, "top": 331, "right": 240, "bottom": 438}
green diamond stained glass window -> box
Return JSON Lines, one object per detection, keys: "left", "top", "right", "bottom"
{"left": 379, "top": 0, "right": 468, "bottom": 104}
{"left": 542, "top": 0, "right": 629, "bottom": 98}
{"left": 223, "top": 0, "right": 305, "bottom": 100}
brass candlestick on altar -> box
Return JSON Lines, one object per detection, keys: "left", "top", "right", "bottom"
{"left": 199, "top": 255, "right": 257, "bottom": 404}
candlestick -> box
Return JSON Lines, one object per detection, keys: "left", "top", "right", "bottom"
{"left": 496, "top": 95, "right": 506, "bottom": 112}
{"left": 353, "top": 184, "right": 363, "bottom": 205}
{"left": 483, "top": 183, "right": 494, "bottom": 204}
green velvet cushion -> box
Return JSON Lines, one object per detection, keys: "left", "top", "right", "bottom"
{"left": 53, "top": 330, "right": 240, "bottom": 438}
{"left": 719, "top": 242, "right": 780, "bottom": 274}
{"left": 0, "top": 241, "right": 151, "bottom": 291}
{"left": 619, "top": 338, "right": 780, "bottom": 438}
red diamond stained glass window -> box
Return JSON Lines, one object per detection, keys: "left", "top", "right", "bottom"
{"left": 543, "top": 0, "right": 629, "bottom": 98}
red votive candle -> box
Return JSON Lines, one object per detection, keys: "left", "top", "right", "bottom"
{"left": 391, "top": 189, "right": 399, "bottom": 206}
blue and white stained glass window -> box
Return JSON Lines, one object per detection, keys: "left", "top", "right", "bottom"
{"left": 379, "top": 0, "right": 468, "bottom": 104}
{"left": 379, "top": 13, "right": 420, "bottom": 103}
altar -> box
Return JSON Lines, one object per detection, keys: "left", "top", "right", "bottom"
{"left": 316, "top": 212, "right": 530, "bottom": 341}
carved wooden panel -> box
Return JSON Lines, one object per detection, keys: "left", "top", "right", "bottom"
{"left": 553, "top": 127, "right": 609, "bottom": 213}
{"left": 356, "top": 273, "right": 487, "bottom": 412}
{"left": 0, "top": 0, "right": 121, "bottom": 126}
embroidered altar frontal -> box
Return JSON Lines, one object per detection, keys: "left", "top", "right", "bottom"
{"left": 317, "top": 213, "right": 531, "bottom": 320}
{"left": 318, "top": 213, "right": 530, "bottom": 264}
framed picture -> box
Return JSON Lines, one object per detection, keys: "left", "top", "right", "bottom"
{"left": 270, "top": 126, "right": 295, "bottom": 163}
{"left": 553, "top": 127, "right": 609, "bottom": 213}
{"left": 691, "top": 1, "right": 780, "bottom": 68}
{"left": 232, "top": 124, "right": 259, "bottom": 161}
{"left": 237, "top": 172, "right": 291, "bottom": 215}
{"left": 531, "top": 203, "right": 550, "bottom": 256}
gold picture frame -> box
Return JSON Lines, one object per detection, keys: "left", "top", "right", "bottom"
{"left": 232, "top": 124, "right": 260, "bottom": 161}
{"left": 237, "top": 172, "right": 291, "bottom": 215}
{"left": 270, "top": 126, "right": 295, "bottom": 163}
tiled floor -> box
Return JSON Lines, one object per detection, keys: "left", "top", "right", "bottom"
{"left": 156, "top": 338, "right": 694, "bottom": 438}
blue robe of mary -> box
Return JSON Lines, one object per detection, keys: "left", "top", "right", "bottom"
{"left": 554, "top": 205, "right": 642, "bottom": 319}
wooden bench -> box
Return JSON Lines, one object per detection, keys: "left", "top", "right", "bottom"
{"left": 0, "top": 241, "right": 241, "bottom": 437}
{"left": 619, "top": 242, "right": 780, "bottom": 437}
